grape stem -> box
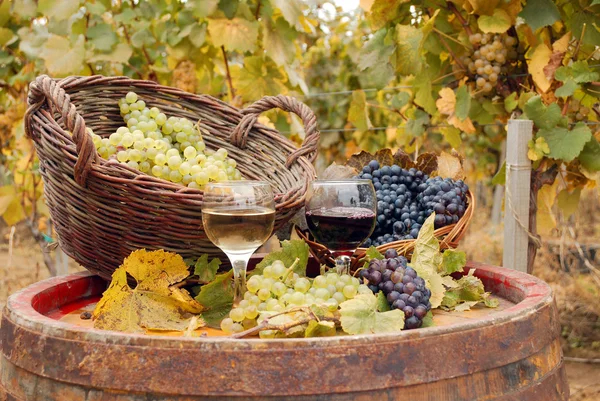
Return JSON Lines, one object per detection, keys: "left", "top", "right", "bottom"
{"left": 447, "top": 2, "right": 472, "bottom": 36}
{"left": 230, "top": 307, "right": 340, "bottom": 339}
{"left": 281, "top": 257, "right": 301, "bottom": 282}
{"left": 436, "top": 32, "right": 466, "bottom": 71}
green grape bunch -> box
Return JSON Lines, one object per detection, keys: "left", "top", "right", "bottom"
{"left": 220, "top": 259, "right": 372, "bottom": 336}
{"left": 89, "top": 92, "right": 242, "bottom": 188}
{"left": 455, "top": 32, "right": 520, "bottom": 98}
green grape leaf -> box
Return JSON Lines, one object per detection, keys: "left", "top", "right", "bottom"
{"left": 528, "top": 137, "right": 550, "bottom": 161}
{"left": 368, "top": 0, "right": 408, "bottom": 30}
{"left": 440, "top": 249, "right": 466, "bottom": 275}
{"left": 413, "top": 70, "right": 437, "bottom": 115}
{"left": 208, "top": 18, "right": 258, "bottom": 53}
{"left": 504, "top": 92, "right": 518, "bottom": 113}
{"left": 131, "top": 28, "right": 156, "bottom": 48}
{"left": 86, "top": 2, "right": 106, "bottom": 15}
{"left": 38, "top": 0, "right": 81, "bottom": 21}
{"left": 88, "top": 43, "right": 132, "bottom": 63}
{"left": 390, "top": 92, "right": 410, "bottom": 109}
{"left": 579, "top": 139, "right": 600, "bottom": 172}
{"left": 218, "top": 0, "right": 239, "bottom": 18}
{"left": 454, "top": 301, "right": 479, "bottom": 312}
{"left": 40, "top": 34, "right": 86, "bottom": 77}
{"left": 0, "top": 28, "right": 16, "bottom": 47}
{"left": 555, "top": 79, "right": 578, "bottom": 98}
{"left": 195, "top": 271, "right": 234, "bottom": 328}
{"left": 348, "top": 90, "right": 372, "bottom": 132}
{"left": 114, "top": 8, "right": 136, "bottom": 23}
{"left": 518, "top": 0, "right": 560, "bottom": 31}
{"left": 538, "top": 123, "right": 592, "bottom": 162}
{"left": 410, "top": 214, "right": 445, "bottom": 308}
{"left": 523, "top": 96, "right": 562, "bottom": 130}
{"left": 377, "top": 291, "right": 391, "bottom": 312}
{"left": 441, "top": 271, "right": 498, "bottom": 310}
{"left": 339, "top": 293, "right": 405, "bottom": 335}
{"left": 478, "top": 9, "right": 511, "bottom": 33}
{"left": 571, "top": 11, "right": 600, "bottom": 46}
{"left": 188, "top": 23, "right": 207, "bottom": 47}
{"left": 555, "top": 61, "right": 600, "bottom": 84}
{"left": 395, "top": 24, "right": 423, "bottom": 76}
{"left": 441, "top": 127, "right": 462, "bottom": 149}
{"left": 187, "top": 0, "right": 219, "bottom": 18}
{"left": 365, "top": 246, "right": 384, "bottom": 261}
{"left": 358, "top": 28, "right": 395, "bottom": 89}
{"left": 254, "top": 239, "right": 310, "bottom": 277}
{"left": 557, "top": 188, "right": 581, "bottom": 218}
{"left": 305, "top": 320, "right": 336, "bottom": 337}
{"left": 455, "top": 85, "right": 471, "bottom": 121}
{"left": 231, "top": 56, "right": 286, "bottom": 101}
{"left": 421, "top": 311, "right": 434, "bottom": 328}
{"left": 405, "top": 109, "right": 430, "bottom": 137}
{"left": 193, "top": 254, "right": 222, "bottom": 284}
{"left": 263, "top": 17, "right": 295, "bottom": 66}
{"left": 492, "top": 161, "right": 506, "bottom": 186}
{"left": 87, "top": 23, "right": 118, "bottom": 52}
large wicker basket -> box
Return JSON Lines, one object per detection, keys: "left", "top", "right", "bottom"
{"left": 25, "top": 75, "right": 319, "bottom": 280}
{"left": 296, "top": 190, "right": 475, "bottom": 270}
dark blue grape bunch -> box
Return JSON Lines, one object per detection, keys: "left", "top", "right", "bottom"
{"left": 359, "top": 249, "right": 431, "bottom": 329}
{"left": 416, "top": 176, "right": 469, "bottom": 229}
{"left": 357, "top": 160, "right": 469, "bottom": 246}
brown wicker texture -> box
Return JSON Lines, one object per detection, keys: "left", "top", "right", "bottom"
{"left": 25, "top": 75, "right": 319, "bottom": 280}
{"left": 296, "top": 190, "right": 475, "bottom": 270}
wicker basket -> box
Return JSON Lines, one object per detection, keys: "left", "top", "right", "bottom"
{"left": 25, "top": 75, "right": 319, "bottom": 280}
{"left": 296, "top": 190, "right": 475, "bottom": 270}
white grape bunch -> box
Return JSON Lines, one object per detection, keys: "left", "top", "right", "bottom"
{"left": 90, "top": 91, "right": 242, "bottom": 188}
{"left": 220, "top": 259, "right": 371, "bottom": 336}
{"left": 454, "top": 32, "right": 520, "bottom": 98}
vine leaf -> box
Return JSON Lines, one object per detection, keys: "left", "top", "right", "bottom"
{"left": 395, "top": 24, "right": 423, "bottom": 76}
{"left": 193, "top": 254, "right": 222, "bottom": 284}
{"left": 579, "top": 139, "right": 600, "bottom": 172}
{"left": 478, "top": 9, "right": 511, "bottom": 33}
{"left": 416, "top": 153, "right": 437, "bottom": 175}
{"left": 528, "top": 137, "right": 550, "bottom": 161}
{"left": 538, "top": 123, "right": 592, "bottom": 162}
{"left": 263, "top": 17, "right": 295, "bottom": 66}
{"left": 231, "top": 56, "right": 287, "bottom": 101}
{"left": 437, "top": 151, "right": 465, "bottom": 180}
{"left": 195, "top": 271, "right": 234, "bottom": 328}
{"left": 358, "top": 28, "right": 395, "bottom": 88}
{"left": 537, "top": 181, "right": 558, "bottom": 235}
{"left": 339, "top": 292, "right": 405, "bottom": 334}
{"left": 207, "top": 18, "right": 258, "bottom": 53}
{"left": 527, "top": 44, "right": 552, "bottom": 93}
{"left": 393, "top": 149, "right": 416, "bottom": 169}
{"left": 557, "top": 188, "right": 581, "bottom": 219}
{"left": 368, "top": 0, "right": 408, "bottom": 30}
{"left": 440, "top": 249, "right": 466, "bottom": 275}
{"left": 523, "top": 96, "right": 562, "bottom": 130}
{"left": 519, "top": 0, "right": 561, "bottom": 31}
{"left": 37, "top": 0, "right": 80, "bottom": 21}
{"left": 348, "top": 90, "right": 372, "bottom": 132}
{"left": 254, "top": 240, "right": 309, "bottom": 276}
{"left": 555, "top": 61, "right": 600, "bottom": 84}
{"left": 320, "top": 162, "right": 358, "bottom": 180}
{"left": 40, "top": 34, "right": 86, "bottom": 77}
{"left": 410, "top": 214, "right": 445, "bottom": 308}
{"left": 93, "top": 250, "right": 204, "bottom": 333}
{"left": 465, "top": 0, "right": 500, "bottom": 16}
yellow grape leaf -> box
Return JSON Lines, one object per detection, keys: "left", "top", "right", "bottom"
{"left": 437, "top": 151, "right": 465, "bottom": 180}
{"left": 0, "top": 186, "right": 16, "bottom": 216}
{"left": 93, "top": 249, "right": 204, "bottom": 333}
{"left": 436, "top": 87, "right": 456, "bottom": 116}
{"left": 527, "top": 137, "right": 550, "bottom": 161}
{"left": 448, "top": 115, "right": 476, "bottom": 134}
{"left": 466, "top": 0, "right": 501, "bottom": 15}
{"left": 478, "top": 9, "right": 511, "bottom": 33}
{"left": 553, "top": 32, "right": 571, "bottom": 53}
{"left": 557, "top": 188, "right": 581, "bottom": 218}
{"left": 499, "top": 0, "right": 523, "bottom": 23}
{"left": 536, "top": 181, "right": 558, "bottom": 235}
{"left": 527, "top": 44, "right": 552, "bottom": 93}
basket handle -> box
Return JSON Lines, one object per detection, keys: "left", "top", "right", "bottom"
{"left": 230, "top": 95, "right": 320, "bottom": 168}
{"left": 26, "top": 75, "right": 97, "bottom": 187}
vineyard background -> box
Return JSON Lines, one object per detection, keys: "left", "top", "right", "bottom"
{"left": 0, "top": 0, "right": 599, "bottom": 398}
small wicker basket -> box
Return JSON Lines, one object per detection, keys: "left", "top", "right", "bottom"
{"left": 25, "top": 75, "right": 319, "bottom": 280}
{"left": 296, "top": 190, "right": 475, "bottom": 269}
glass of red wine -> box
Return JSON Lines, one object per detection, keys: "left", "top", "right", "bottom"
{"left": 305, "top": 180, "right": 377, "bottom": 274}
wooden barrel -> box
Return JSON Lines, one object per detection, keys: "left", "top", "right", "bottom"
{"left": 0, "top": 261, "right": 569, "bottom": 401}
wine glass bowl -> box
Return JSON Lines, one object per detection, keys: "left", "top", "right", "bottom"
{"left": 305, "top": 180, "right": 377, "bottom": 273}
{"left": 202, "top": 181, "right": 275, "bottom": 305}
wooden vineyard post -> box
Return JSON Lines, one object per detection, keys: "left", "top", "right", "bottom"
{"left": 503, "top": 120, "right": 533, "bottom": 272}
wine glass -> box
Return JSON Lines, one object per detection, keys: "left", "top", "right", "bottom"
{"left": 202, "top": 181, "right": 275, "bottom": 305}
{"left": 305, "top": 180, "right": 377, "bottom": 274}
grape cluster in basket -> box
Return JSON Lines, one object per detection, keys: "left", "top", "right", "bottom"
{"left": 89, "top": 91, "right": 242, "bottom": 188}
{"left": 220, "top": 259, "right": 371, "bottom": 336}
{"left": 360, "top": 249, "right": 431, "bottom": 329}
{"left": 356, "top": 160, "right": 469, "bottom": 247}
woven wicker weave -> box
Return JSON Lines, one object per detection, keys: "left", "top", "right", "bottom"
{"left": 25, "top": 75, "right": 319, "bottom": 280}
{"left": 296, "top": 190, "right": 475, "bottom": 270}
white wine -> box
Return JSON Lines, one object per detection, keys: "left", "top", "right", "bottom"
{"left": 202, "top": 207, "right": 275, "bottom": 254}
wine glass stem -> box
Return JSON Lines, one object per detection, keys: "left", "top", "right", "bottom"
{"left": 230, "top": 254, "right": 252, "bottom": 306}
{"left": 334, "top": 255, "right": 352, "bottom": 275}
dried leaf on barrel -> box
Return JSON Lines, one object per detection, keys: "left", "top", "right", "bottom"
{"left": 93, "top": 249, "right": 205, "bottom": 333}
{"left": 339, "top": 292, "right": 405, "bottom": 334}
{"left": 416, "top": 152, "right": 438, "bottom": 175}
{"left": 436, "top": 151, "right": 465, "bottom": 180}
{"left": 320, "top": 162, "right": 358, "bottom": 180}
{"left": 393, "top": 149, "right": 416, "bottom": 169}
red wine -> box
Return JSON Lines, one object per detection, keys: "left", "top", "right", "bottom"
{"left": 305, "top": 207, "right": 376, "bottom": 251}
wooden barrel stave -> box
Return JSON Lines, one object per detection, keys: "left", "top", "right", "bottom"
{"left": 0, "top": 263, "right": 569, "bottom": 400}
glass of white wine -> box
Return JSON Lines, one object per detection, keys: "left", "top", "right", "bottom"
{"left": 202, "top": 181, "right": 275, "bottom": 306}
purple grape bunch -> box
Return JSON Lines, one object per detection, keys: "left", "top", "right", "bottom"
{"left": 360, "top": 248, "right": 431, "bottom": 329}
